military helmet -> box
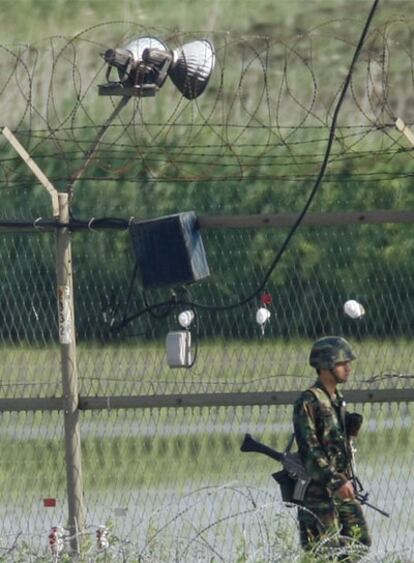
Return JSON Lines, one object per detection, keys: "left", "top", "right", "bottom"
{"left": 309, "top": 336, "right": 356, "bottom": 370}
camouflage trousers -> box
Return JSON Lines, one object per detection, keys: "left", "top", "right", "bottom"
{"left": 297, "top": 482, "right": 371, "bottom": 559}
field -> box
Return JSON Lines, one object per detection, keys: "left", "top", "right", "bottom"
{"left": 1, "top": 0, "right": 408, "bottom": 43}
{"left": 1, "top": 338, "right": 414, "bottom": 395}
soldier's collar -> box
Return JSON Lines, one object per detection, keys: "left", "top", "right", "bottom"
{"left": 314, "top": 379, "right": 344, "bottom": 404}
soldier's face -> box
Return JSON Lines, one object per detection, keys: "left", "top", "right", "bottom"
{"left": 333, "top": 360, "right": 352, "bottom": 383}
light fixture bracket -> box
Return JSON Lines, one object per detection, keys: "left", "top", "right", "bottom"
{"left": 98, "top": 47, "right": 160, "bottom": 97}
{"left": 98, "top": 83, "right": 158, "bottom": 97}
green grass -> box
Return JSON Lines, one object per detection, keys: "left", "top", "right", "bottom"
{"left": 1, "top": 402, "right": 412, "bottom": 492}
{"left": 0, "top": 338, "right": 413, "bottom": 396}
{"left": 2, "top": 0, "right": 405, "bottom": 43}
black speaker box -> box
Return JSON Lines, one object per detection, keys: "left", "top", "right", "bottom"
{"left": 130, "top": 211, "right": 210, "bottom": 289}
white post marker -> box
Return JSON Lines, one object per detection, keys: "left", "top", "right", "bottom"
{"left": 58, "top": 285, "right": 72, "bottom": 344}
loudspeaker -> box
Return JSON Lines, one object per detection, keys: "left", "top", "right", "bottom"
{"left": 130, "top": 211, "right": 210, "bottom": 289}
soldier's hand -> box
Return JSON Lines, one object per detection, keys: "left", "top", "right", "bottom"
{"left": 336, "top": 480, "right": 355, "bottom": 499}
{"left": 345, "top": 412, "right": 363, "bottom": 437}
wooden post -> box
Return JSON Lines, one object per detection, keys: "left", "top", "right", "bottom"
{"left": 56, "top": 192, "right": 85, "bottom": 553}
{"left": 2, "top": 128, "right": 85, "bottom": 554}
{"left": 395, "top": 117, "right": 414, "bottom": 148}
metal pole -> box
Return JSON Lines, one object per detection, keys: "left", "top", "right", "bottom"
{"left": 56, "top": 192, "right": 85, "bottom": 553}
{"left": 66, "top": 96, "right": 130, "bottom": 202}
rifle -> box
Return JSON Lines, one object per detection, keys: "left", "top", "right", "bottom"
{"left": 344, "top": 412, "right": 390, "bottom": 517}
{"left": 347, "top": 437, "right": 390, "bottom": 518}
{"left": 240, "top": 432, "right": 311, "bottom": 502}
{"left": 240, "top": 432, "right": 389, "bottom": 517}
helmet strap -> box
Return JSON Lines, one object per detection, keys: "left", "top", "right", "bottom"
{"left": 329, "top": 366, "right": 343, "bottom": 384}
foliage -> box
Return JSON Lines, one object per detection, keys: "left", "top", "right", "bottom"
{"left": 1, "top": 2, "right": 414, "bottom": 344}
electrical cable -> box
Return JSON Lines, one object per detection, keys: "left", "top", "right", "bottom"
{"left": 111, "top": 0, "right": 381, "bottom": 330}
{"left": 189, "top": 0, "right": 380, "bottom": 312}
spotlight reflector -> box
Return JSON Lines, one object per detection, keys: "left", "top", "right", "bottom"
{"left": 169, "top": 40, "right": 215, "bottom": 99}
{"left": 98, "top": 36, "right": 215, "bottom": 99}
{"left": 124, "top": 37, "right": 167, "bottom": 63}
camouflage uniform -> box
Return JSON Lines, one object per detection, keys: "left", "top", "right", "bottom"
{"left": 293, "top": 337, "right": 371, "bottom": 554}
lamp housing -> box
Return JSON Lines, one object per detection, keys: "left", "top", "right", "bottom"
{"left": 98, "top": 36, "right": 215, "bottom": 99}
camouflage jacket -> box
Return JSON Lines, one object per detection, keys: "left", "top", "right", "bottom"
{"left": 293, "top": 380, "right": 351, "bottom": 492}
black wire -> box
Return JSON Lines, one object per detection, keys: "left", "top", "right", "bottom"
{"left": 187, "top": 306, "right": 199, "bottom": 369}
{"left": 214, "top": 0, "right": 379, "bottom": 311}
{"left": 110, "top": 0, "right": 381, "bottom": 328}
{"left": 142, "top": 288, "right": 176, "bottom": 319}
{"left": 171, "top": 0, "right": 381, "bottom": 314}
{"left": 119, "top": 260, "right": 139, "bottom": 324}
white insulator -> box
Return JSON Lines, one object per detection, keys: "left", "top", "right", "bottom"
{"left": 344, "top": 299, "right": 365, "bottom": 319}
{"left": 256, "top": 307, "right": 271, "bottom": 325}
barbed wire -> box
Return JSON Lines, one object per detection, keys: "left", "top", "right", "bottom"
{"left": 361, "top": 372, "right": 414, "bottom": 384}
{"left": 0, "top": 483, "right": 406, "bottom": 562}
{"left": 1, "top": 17, "right": 414, "bottom": 203}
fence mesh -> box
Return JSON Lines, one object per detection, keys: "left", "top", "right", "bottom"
{"left": 1, "top": 8, "right": 414, "bottom": 561}
{"left": 0, "top": 224, "right": 412, "bottom": 560}
{"left": 0, "top": 404, "right": 413, "bottom": 559}
{"left": 2, "top": 225, "right": 414, "bottom": 395}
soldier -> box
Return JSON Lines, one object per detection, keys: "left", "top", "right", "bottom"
{"left": 293, "top": 336, "right": 371, "bottom": 557}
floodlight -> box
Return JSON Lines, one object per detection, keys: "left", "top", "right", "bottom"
{"left": 99, "top": 36, "right": 215, "bottom": 99}
{"left": 169, "top": 40, "right": 216, "bottom": 99}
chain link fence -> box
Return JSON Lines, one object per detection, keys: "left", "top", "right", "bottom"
{"left": 0, "top": 215, "right": 413, "bottom": 560}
